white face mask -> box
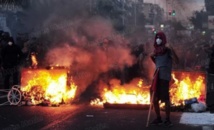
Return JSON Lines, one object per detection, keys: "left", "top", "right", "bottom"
{"left": 156, "top": 38, "right": 162, "bottom": 45}
{"left": 8, "top": 42, "right": 13, "bottom": 46}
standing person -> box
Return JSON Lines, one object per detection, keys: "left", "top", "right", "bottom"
{"left": 149, "top": 31, "right": 179, "bottom": 127}
{"left": 1, "top": 37, "right": 23, "bottom": 89}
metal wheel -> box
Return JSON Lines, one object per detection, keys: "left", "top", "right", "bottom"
{"left": 7, "top": 88, "right": 22, "bottom": 105}
{"left": 12, "top": 85, "right": 21, "bottom": 89}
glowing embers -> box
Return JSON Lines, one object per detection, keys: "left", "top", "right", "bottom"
{"left": 21, "top": 68, "right": 77, "bottom": 106}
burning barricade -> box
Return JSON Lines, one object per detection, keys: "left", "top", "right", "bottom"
{"left": 90, "top": 78, "right": 151, "bottom": 109}
{"left": 91, "top": 71, "right": 206, "bottom": 111}
{"left": 20, "top": 66, "right": 77, "bottom": 106}
{"left": 169, "top": 71, "right": 206, "bottom": 111}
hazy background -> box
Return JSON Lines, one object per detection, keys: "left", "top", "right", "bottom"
{"left": 144, "top": 0, "right": 205, "bottom": 22}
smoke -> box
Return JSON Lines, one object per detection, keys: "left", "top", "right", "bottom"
{"left": 18, "top": 0, "right": 90, "bottom": 34}
{"left": 18, "top": 1, "right": 149, "bottom": 99}
{"left": 45, "top": 17, "right": 135, "bottom": 98}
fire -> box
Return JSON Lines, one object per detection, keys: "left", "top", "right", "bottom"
{"left": 91, "top": 71, "right": 206, "bottom": 107}
{"left": 90, "top": 78, "right": 150, "bottom": 105}
{"left": 31, "top": 52, "right": 38, "bottom": 68}
{"left": 170, "top": 72, "right": 205, "bottom": 106}
{"left": 21, "top": 68, "right": 77, "bottom": 105}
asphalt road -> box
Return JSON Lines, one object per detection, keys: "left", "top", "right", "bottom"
{"left": 0, "top": 103, "right": 208, "bottom": 130}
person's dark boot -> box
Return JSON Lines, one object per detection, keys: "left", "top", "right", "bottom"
{"left": 163, "top": 119, "right": 173, "bottom": 127}
{"left": 150, "top": 118, "right": 163, "bottom": 125}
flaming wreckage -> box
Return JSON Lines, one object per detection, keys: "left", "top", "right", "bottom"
{"left": 0, "top": 66, "right": 77, "bottom": 106}
{"left": 0, "top": 52, "right": 78, "bottom": 106}
{"left": 0, "top": 53, "right": 208, "bottom": 109}
{"left": 0, "top": 68, "right": 207, "bottom": 110}
{"left": 91, "top": 71, "right": 206, "bottom": 111}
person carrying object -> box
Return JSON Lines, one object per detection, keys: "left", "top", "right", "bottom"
{"left": 149, "top": 31, "right": 179, "bottom": 127}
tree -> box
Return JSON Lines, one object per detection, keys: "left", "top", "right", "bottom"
{"left": 95, "top": 0, "right": 146, "bottom": 32}
{"left": 96, "top": 0, "right": 125, "bottom": 31}
{"left": 205, "top": 0, "right": 214, "bottom": 15}
{"left": 189, "top": 10, "right": 208, "bottom": 30}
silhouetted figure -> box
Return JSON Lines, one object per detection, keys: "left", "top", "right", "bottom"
{"left": 207, "top": 45, "right": 214, "bottom": 74}
{"left": 150, "top": 31, "right": 179, "bottom": 127}
{"left": 1, "top": 37, "right": 23, "bottom": 89}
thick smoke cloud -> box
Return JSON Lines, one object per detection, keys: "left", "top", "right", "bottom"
{"left": 45, "top": 18, "right": 135, "bottom": 97}
{"left": 17, "top": 0, "right": 151, "bottom": 99}
{"left": 19, "top": 0, "right": 90, "bottom": 34}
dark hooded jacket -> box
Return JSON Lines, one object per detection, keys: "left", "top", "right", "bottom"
{"left": 153, "top": 31, "right": 167, "bottom": 56}
{"left": 152, "top": 31, "right": 172, "bottom": 81}
{"left": 1, "top": 37, "right": 23, "bottom": 68}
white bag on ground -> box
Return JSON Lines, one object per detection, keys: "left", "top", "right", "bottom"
{"left": 191, "top": 102, "right": 207, "bottom": 112}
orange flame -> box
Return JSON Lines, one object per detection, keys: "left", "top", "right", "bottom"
{"left": 21, "top": 68, "right": 77, "bottom": 105}
{"left": 90, "top": 78, "right": 150, "bottom": 105}
{"left": 170, "top": 72, "right": 205, "bottom": 106}
{"left": 31, "top": 53, "right": 38, "bottom": 68}
{"left": 91, "top": 71, "right": 206, "bottom": 106}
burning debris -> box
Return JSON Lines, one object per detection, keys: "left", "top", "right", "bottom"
{"left": 20, "top": 67, "right": 77, "bottom": 106}
{"left": 91, "top": 71, "right": 206, "bottom": 111}
{"left": 90, "top": 78, "right": 151, "bottom": 105}
{"left": 170, "top": 71, "right": 206, "bottom": 107}
{"left": 30, "top": 52, "right": 38, "bottom": 69}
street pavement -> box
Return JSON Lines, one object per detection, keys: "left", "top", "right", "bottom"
{"left": 0, "top": 103, "right": 213, "bottom": 130}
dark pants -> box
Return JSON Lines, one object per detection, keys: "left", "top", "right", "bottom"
{"left": 156, "top": 79, "right": 170, "bottom": 102}
{"left": 3, "top": 67, "right": 20, "bottom": 89}
{"left": 153, "top": 79, "right": 171, "bottom": 121}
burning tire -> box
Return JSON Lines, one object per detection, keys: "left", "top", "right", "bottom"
{"left": 7, "top": 87, "right": 22, "bottom": 105}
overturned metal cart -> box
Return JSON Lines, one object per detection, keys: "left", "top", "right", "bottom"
{"left": 0, "top": 85, "right": 22, "bottom": 106}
